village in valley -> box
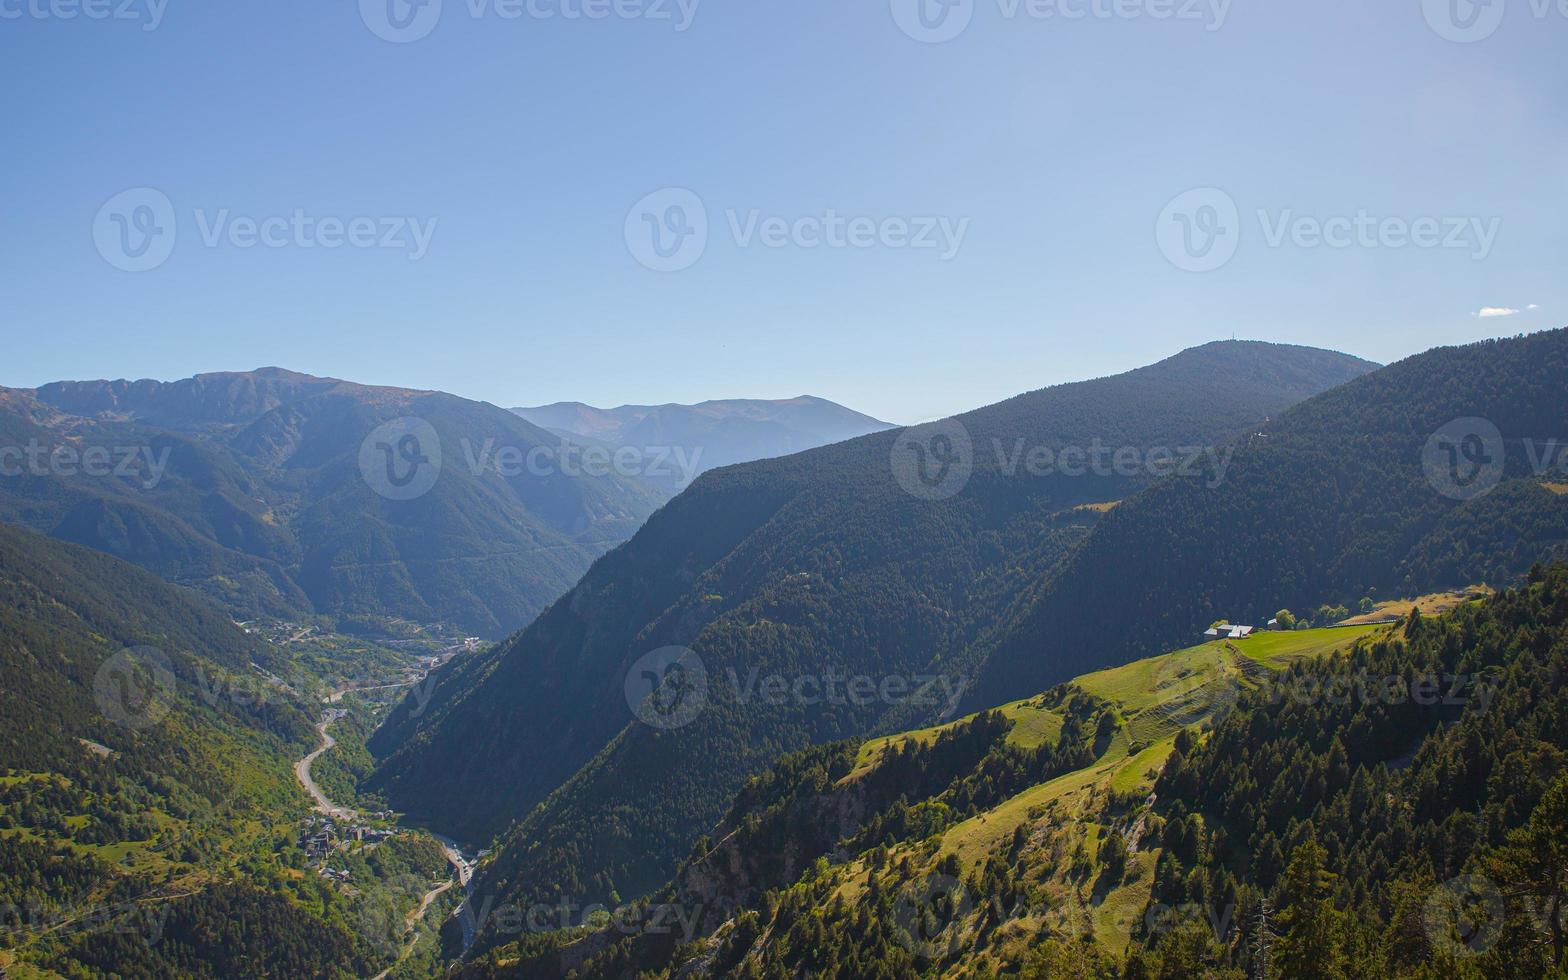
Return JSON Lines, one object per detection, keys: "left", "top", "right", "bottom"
{"left": 300, "top": 812, "right": 400, "bottom": 882}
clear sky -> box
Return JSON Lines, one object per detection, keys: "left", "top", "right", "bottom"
{"left": 2, "top": 0, "right": 1563, "bottom": 424}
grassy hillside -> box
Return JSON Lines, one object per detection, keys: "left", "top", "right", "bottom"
{"left": 455, "top": 621, "right": 1404, "bottom": 977}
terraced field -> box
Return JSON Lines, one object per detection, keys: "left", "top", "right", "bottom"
{"left": 834, "top": 623, "right": 1393, "bottom": 967}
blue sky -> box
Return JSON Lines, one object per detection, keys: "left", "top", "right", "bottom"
{"left": 2, "top": 0, "right": 1563, "bottom": 424}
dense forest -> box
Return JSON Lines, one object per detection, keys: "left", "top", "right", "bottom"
{"left": 966, "top": 329, "right": 1568, "bottom": 711}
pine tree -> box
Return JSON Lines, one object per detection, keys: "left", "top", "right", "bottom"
{"left": 1272, "top": 838, "right": 1347, "bottom": 979}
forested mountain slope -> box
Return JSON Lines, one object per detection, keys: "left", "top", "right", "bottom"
{"left": 0, "top": 368, "right": 668, "bottom": 637}
{"left": 0, "top": 523, "right": 383, "bottom": 977}
{"left": 965, "top": 328, "right": 1568, "bottom": 711}
{"left": 368, "top": 342, "right": 1376, "bottom": 913}
{"left": 462, "top": 568, "right": 1568, "bottom": 979}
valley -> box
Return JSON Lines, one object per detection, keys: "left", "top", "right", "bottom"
{"left": 15, "top": 9, "right": 1566, "bottom": 976}
{"left": 2, "top": 333, "right": 1566, "bottom": 979}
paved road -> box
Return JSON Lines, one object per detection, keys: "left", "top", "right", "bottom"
{"left": 433, "top": 834, "right": 479, "bottom": 953}
{"left": 295, "top": 709, "right": 356, "bottom": 821}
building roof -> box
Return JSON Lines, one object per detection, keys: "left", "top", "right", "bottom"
{"left": 1205, "top": 624, "right": 1255, "bottom": 639}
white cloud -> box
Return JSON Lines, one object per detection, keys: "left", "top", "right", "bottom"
{"left": 1467, "top": 304, "right": 1542, "bottom": 319}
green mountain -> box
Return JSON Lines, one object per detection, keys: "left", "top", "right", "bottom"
{"left": 0, "top": 368, "right": 670, "bottom": 638}
{"left": 368, "top": 341, "right": 1378, "bottom": 918}
{"left": 460, "top": 567, "right": 1568, "bottom": 979}
{"left": 512, "top": 396, "right": 896, "bottom": 489}
{"left": 0, "top": 523, "right": 382, "bottom": 977}
{"left": 963, "top": 328, "right": 1568, "bottom": 712}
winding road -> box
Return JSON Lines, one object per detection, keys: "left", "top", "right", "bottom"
{"left": 292, "top": 682, "right": 480, "bottom": 977}
{"left": 295, "top": 708, "right": 355, "bottom": 821}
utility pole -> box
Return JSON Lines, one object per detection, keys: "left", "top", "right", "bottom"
{"left": 1252, "top": 901, "right": 1275, "bottom": 980}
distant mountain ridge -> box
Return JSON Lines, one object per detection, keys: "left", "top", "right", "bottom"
{"left": 0, "top": 368, "right": 670, "bottom": 637}
{"left": 512, "top": 396, "right": 894, "bottom": 485}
